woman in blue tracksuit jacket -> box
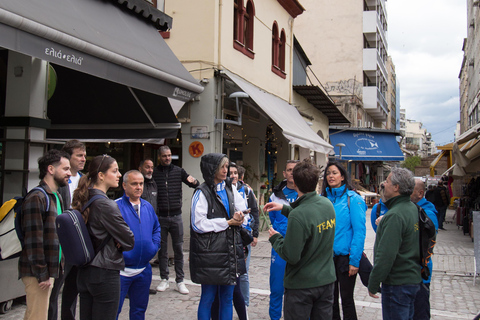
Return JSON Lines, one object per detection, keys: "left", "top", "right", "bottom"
{"left": 115, "top": 190, "right": 161, "bottom": 320}
{"left": 321, "top": 162, "right": 366, "bottom": 320}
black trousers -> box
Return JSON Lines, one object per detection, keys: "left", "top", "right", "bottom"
{"left": 77, "top": 266, "right": 120, "bottom": 320}
{"left": 333, "top": 255, "right": 358, "bottom": 320}
{"left": 413, "top": 283, "right": 430, "bottom": 320}
{"left": 48, "top": 267, "right": 64, "bottom": 320}
{"left": 61, "top": 264, "right": 78, "bottom": 320}
{"left": 283, "top": 282, "right": 335, "bottom": 320}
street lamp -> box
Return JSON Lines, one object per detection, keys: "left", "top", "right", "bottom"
{"left": 336, "top": 143, "right": 346, "bottom": 160}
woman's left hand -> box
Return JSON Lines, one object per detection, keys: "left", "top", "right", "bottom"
{"left": 349, "top": 265, "right": 359, "bottom": 276}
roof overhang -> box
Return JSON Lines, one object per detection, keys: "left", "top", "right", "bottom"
{"left": 294, "top": 85, "right": 350, "bottom": 125}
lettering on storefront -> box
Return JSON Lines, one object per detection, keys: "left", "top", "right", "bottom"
{"left": 45, "top": 47, "right": 83, "bottom": 65}
{"left": 173, "top": 87, "right": 193, "bottom": 100}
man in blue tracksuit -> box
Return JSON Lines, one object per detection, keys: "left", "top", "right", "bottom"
{"left": 268, "top": 160, "right": 298, "bottom": 320}
{"left": 116, "top": 170, "right": 161, "bottom": 320}
{"left": 372, "top": 178, "right": 438, "bottom": 320}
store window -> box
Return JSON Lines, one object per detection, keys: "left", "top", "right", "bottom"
{"left": 271, "top": 22, "right": 286, "bottom": 79}
{"left": 233, "top": 0, "right": 255, "bottom": 59}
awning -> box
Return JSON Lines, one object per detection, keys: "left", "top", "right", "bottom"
{"left": 329, "top": 130, "right": 404, "bottom": 161}
{"left": 46, "top": 64, "right": 179, "bottom": 142}
{"left": 225, "top": 71, "right": 333, "bottom": 154}
{"left": 0, "top": 0, "right": 203, "bottom": 101}
{"left": 456, "top": 123, "right": 480, "bottom": 145}
{"left": 293, "top": 85, "right": 350, "bottom": 124}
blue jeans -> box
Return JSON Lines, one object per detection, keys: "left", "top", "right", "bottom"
{"left": 270, "top": 249, "right": 287, "bottom": 320}
{"left": 198, "top": 284, "right": 235, "bottom": 320}
{"left": 381, "top": 283, "right": 420, "bottom": 320}
{"left": 117, "top": 264, "right": 152, "bottom": 320}
{"left": 239, "top": 244, "right": 251, "bottom": 306}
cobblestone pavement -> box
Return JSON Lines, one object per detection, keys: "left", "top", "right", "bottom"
{"left": 2, "top": 208, "right": 480, "bottom": 319}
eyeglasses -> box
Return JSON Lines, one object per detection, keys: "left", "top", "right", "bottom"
{"left": 96, "top": 154, "right": 108, "bottom": 174}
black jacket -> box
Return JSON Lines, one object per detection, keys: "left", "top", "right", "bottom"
{"left": 272, "top": 179, "right": 289, "bottom": 201}
{"left": 189, "top": 153, "right": 246, "bottom": 285}
{"left": 153, "top": 163, "right": 199, "bottom": 216}
{"left": 86, "top": 189, "right": 135, "bottom": 270}
{"left": 141, "top": 177, "right": 158, "bottom": 213}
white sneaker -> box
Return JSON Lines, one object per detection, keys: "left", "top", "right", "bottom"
{"left": 176, "top": 282, "right": 189, "bottom": 294}
{"left": 156, "top": 279, "right": 169, "bottom": 292}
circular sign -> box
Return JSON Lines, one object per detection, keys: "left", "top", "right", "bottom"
{"left": 189, "top": 141, "right": 204, "bottom": 158}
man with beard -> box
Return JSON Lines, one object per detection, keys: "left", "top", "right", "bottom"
{"left": 139, "top": 158, "right": 157, "bottom": 212}
{"left": 18, "top": 149, "right": 71, "bottom": 320}
{"left": 51, "top": 140, "right": 86, "bottom": 320}
{"left": 153, "top": 146, "right": 199, "bottom": 295}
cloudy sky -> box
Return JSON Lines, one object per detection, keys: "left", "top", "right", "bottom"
{"left": 387, "top": 0, "right": 467, "bottom": 146}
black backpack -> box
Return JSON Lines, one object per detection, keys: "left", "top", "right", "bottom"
{"left": 374, "top": 200, "right": 436, "bottom": 281}
{"left": 416, "top": 203, "right": 436, "bottom": 280}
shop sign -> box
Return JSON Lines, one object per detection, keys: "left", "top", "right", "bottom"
{"left": 189, "top": 141, "right": 204, "bottom": 158}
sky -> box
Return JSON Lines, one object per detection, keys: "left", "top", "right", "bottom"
{"left": 387, "top": 0, "right": 467, "bottom": 146}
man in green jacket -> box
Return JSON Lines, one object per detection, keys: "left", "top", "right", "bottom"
{"left": 368, "top": 167, "right": 421, "bottom": 320}
{"left": 265, "top": 159, "right": 336, "bottom": 320}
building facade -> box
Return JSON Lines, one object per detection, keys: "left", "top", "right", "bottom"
{"left": 294, "top": 0, "right": 389, "bottom": 128}
{"left": 460, "top": 1, "right": 480, "bottom": 134}
{"left": 162, "top": 0, "right": 334, "bottom": 212}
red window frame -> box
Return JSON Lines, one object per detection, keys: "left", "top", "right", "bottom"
{"left": 233, "top": 0, "right": 255, "bottom": 59}
{"left": 271, "top": 22, "right": 286, "bottom": 79}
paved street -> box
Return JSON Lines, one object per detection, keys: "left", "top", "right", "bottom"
{"left": 2, "top": 208, "right": 480, "bottom": 319}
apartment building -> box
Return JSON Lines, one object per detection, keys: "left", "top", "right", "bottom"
{"left": 294, "top": 0, "right": 389, "bottom": 128}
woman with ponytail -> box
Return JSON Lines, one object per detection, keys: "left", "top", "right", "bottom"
{"left": 73, "top": 155, "right": 134, "bottom": 320}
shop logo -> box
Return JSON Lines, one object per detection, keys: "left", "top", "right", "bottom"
{"left": 353, "top": 133, "right": 382, "bottom": 154}
{"left": 45, "top": 47, "right": 83, "bottom": 66}
{"left": 173, "top": 87, "right": 193, "bottom": 100}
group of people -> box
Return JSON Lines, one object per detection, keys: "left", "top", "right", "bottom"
{"left": 18, "top": 142, "right": 200, "bottom": 320}
{"left": 264, "top": 160, "right": 438, "bottom": 320}
{"left": 18, "top": 141, "right": 439, "bottom": 320}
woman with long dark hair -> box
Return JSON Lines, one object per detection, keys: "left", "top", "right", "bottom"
{"left": 321, "top": 162, "right": 366, "bottom": 320}
{"left": 189, "top": 153, "right": 248, "bottom": 320}
{"left": 72, "top": 154, "right": 134, "bottom": 320}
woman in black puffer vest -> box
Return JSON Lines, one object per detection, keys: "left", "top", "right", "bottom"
{"left": 190, "top": 153, "right": 248, "bottom": 320}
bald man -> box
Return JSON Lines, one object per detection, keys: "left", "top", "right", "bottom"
{"left": 410, "top": 179, "right": 438, "bottom": 320}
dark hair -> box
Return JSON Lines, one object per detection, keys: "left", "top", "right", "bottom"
{"left": 72, "top": 154, "right": 116, "bottom": 222}
{"left": 61, "top": 140, "right": 85, "bottom": 156}
{"left": 38, "top": 149, "right": 70, "bottom": 180}
{"left": 285, "top": 160, "right": 300, "bottom": 170}
{"left": 139, "top": 158, "right": 154, "bottom": 168}
{"left": 293, "top": 159, "right": 320, "bottom": 194}
{"left": 321, "top": 161, "right": 353, "bottom": 196}
{"left": 237, "top": 165, "right": 246, "bottom": 179}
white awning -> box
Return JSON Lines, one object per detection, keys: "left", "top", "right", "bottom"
{"left": 225, "top": 70, "right": 333, "bottom": 154}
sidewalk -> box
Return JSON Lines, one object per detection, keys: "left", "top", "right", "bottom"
{"left": 3, "top": 208, "right": 480, "bottom": 319}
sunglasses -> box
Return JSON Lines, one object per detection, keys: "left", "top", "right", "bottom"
{"left": 96, "top": 154, "right": 109, "bottom": 174}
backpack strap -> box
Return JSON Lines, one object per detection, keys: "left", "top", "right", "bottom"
{"left": 81, "top": 194, "right": 107, "bottom": 212}
{"left": 31, "top": 186, "right": 50, "bottom": 212}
